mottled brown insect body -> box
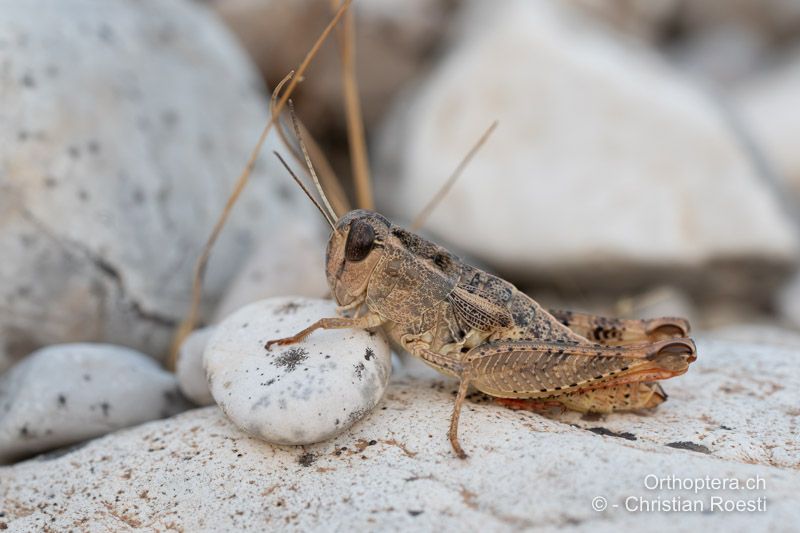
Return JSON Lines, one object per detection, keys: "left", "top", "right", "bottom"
{"left": 268, "top": 209, "right": 697, "bottom": 458}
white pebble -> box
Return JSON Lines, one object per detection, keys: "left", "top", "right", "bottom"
{"left": 204, "top": 297, "right": 392, "bottom": 445}
{"left": 176, "top": 326, "right": 216, "bottom": 406}
{"left": 0, "top": 344, "right": 190, "bottom": 463}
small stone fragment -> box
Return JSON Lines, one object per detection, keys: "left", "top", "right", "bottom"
{"left": 176, "top": 327, "right": 216, "bottom": 406}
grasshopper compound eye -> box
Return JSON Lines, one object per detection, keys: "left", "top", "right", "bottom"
{"left": 345, "top": 220, "right": 375, "bottom": 262}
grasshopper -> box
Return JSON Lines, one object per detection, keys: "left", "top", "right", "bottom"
{"left": 167, "top": 0, "right": 696, "bottom": 459}
{"left": 264, "top": 117, "right": 698, "bottom": 459}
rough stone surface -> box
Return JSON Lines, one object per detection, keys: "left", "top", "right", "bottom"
{"left": 0, "top": 334, "right": 797, "bottom": 530}
{"left": 0, "top": 343, "right": 189, "bottom": 464}
{"left": 176, "top": 327, "right": 216, "bottom": 406}
{"left": 0, "top": 0, "right": 319, "bottom": 372}
{"left": 376, "top": 0, "right": 798, "bottom": 298}
{"left": 205, "top": 297, "right": 392, "bottom": 445}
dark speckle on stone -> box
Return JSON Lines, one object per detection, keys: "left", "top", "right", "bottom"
{"left": 21, "top": 73, "right": 35, "bottom": 88}
{"left": 83, "top": 374, "right": 91, "bottom": 382}
{"left": 98, "top": 24, "right": 115, "bottom": 43}
{"left": 298, "top": 452, "right": 316, "bottom": 467}
{"left": 587, "top": 427, "right": 637, "bottom": 441}
{"left": 274, "top": 301, "right": 302, "bottom": 315}
{"left": 57, "top": 394, "right": 67, "bottom": 408}
{"left": 272, "top": 347, "right": 309, "bottom": 372}
{"left": 364, "top": 348, "right": 375, "bottom": 361}
{"left": 100, "top": 402, "right": 110, "bottom": 417}
{"left": 132, "top": 188, "right": 146, "bottom": 204}
{"left": 666, "top": 441, "right": 711, "bottom": 454}
{"left": 408, "top": 510, "right": 424, "bottom": 517}
{"left": 353, "top": 362, "right": 365, "bottom": 380}
{"left": 161, "top": 109, "right": 179, "bottom": 127}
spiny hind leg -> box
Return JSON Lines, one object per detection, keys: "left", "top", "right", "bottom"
{"left": 494, "top": 397, "right": 566, "bottom": 414}
{"left": 495, "top": 382, "right": 667, "bottom": 415}
{"left": 556, "top": 382, "right": 668, "bottom": 413}
{"left": 548, "top": 310, "right": 690, "bottom": 346}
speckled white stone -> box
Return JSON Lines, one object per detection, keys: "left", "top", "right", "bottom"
{"left": 204, "top": 297, "right": 392, "bottom": 445}
{"left": 0, "top": 343, "right": 190, "bottom": 464}
{"left": 176, "top": 327, "right": 216, "bottom": 406}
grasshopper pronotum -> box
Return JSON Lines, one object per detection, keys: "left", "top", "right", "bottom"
{"left": 263, "top": 109, "right": 698, "bottom": 459}
{"left": 179, "top": 1, "right": 697, "bottom": 458}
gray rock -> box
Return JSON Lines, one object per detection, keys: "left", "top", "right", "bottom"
{"left": 0, "top": 333, "right": 797, "bottom": 530}
{"left": 0, "top": 343, "right": 190, "bottom": 464}
{"left": 375, "top": 0, "right": 798, "bottom": 299}
{"left": 0, "top": 0, "right": 320, "bottom": 371}
{"left": 204, "top": 297, "right": 392, "bottom": 445}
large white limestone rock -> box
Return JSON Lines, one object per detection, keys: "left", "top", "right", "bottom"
{"left": 0, "top": 0, "right": 319, "bottom": 371}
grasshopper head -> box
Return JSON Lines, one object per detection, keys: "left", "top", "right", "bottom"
{"left": 326, "top": 209, "right": 390, "bottom": 307}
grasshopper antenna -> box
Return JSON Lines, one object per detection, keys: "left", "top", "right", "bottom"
{"left": 168, "top": 0, "right": 353, "bottom": 370}
{"left": 288, "top": 100, "right": 339, "bottom": 223}
{"left": 411, "top": 120, "right": 498, "bottom": 231}
{"left": 271, "top": 73, "right": 350, "bottom": 218}
{"left": 273, "top": 151, "right": 336, "bottom": 230}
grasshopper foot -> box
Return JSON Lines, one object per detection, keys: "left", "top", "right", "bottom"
{"left": 264, "top": 336, "right": 302, "bottom": 350}
{"left": 448, "top": 378, "right": 471, "bottom": 459}
{"left": 451, "top": 440, "right": 468, "bottom": 460}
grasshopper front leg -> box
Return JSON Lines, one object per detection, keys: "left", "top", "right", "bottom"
{"left": 264, "top": 312, "right": 384, "bottom": 349}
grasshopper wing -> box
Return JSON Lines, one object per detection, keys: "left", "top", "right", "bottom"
{"left": 448, "top": 284, "right": 513, "bottom": 332}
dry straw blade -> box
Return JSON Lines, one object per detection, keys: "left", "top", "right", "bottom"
{"left": 168, "top": 0, "right": 354, "bottom": 370}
